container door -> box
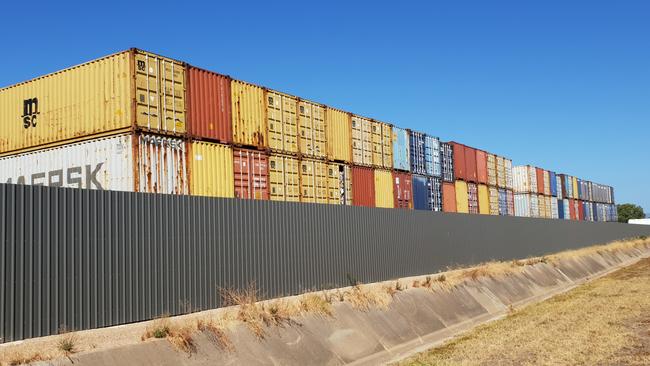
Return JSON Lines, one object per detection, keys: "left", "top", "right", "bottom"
{"left": 137, "top": 134, "right": 188, "bottom": 194}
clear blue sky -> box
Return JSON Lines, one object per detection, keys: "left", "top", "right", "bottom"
{"left": 2, "top": 1, "right": 648, "bottom": 214}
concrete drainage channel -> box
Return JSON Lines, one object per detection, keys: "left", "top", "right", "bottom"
{"left": 27, "top": 244, "right": 650, "bottom": 366}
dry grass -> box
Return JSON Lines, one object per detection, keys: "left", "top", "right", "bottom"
{"left": 56, "top": 333, "right": 79, "bottom": 355}
{"left": 2, "top": 351, "right": 49, "bottom": 366}
{"left": 345, "top": 284, "right": 394, "bottom": 311}
{"left": 300, "top": 294, "right": 333, "bottom": 317}
{"left": 141, "top": 316, "right": 195, "bottom": 354}
{"left": 398, "top": 256, "right": 650, "bottom": 366}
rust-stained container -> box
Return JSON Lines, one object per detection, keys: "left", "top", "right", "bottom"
{"left": 486, "top": 153, "right": 497, "bottom": 186}
{"left": 536, "top": 168, "right": 545, "bottom": 194}
{"left": 577, "top": 200, "right": 585, "bottom": 220}
{"left": 374, "top": 169, "right": 394, "bottom": 208}
{"left": 299, "top": 158, "right": 328, "bottom": 204}
{"left": 0, "top": 132, "right": 188, "bottom": 194}
{"left": 489, "top": 186, "right": 500, "bottom": 215}
{"left": 1, "top": 49, "right": 187, "bottom": 156}
{"left": 269, "top": 153, "right": 300, "bottom": 202}
{"left": 233, "top": 148, "right": 269, "bottom": 200}
{"left": 327, "top": 163, "right": 352, "bottom": 205}
{"left": 448, "top": 142, "right": 466, "bottom": 181}
{"left": 478, "top": 184, "right": 489, "bottom": 215}
{"left": 325, "top": 107, "right": 351, "bottom": 162}
{"left": 467, "top": 183, "right": 479, "bottom": 214}
{"left": 351, "top": 166, "right": 375, "bottom": 207}
{"left": 189, "top": 140, "right": 234, "bottom": 198}
{"left": 455, "top": 180, "right": 469, "bottom": 213}
{"left": 266, "top": 90, "right": 298, "bottom": 154}
{"left": 569, "top": 199, "right": 576, "bottom": 220}
{"left": 392, "top": 171, "right": 413, "bottom": 209}
{"left": 496, "top": 156, "right": 506, "bottom": 188}
{"left": 351, "top": 115, "right": 373, "bottom": 166}
{"left": 464, "top": 146, "right": 478, "bottom": 183}
{"left": 187, "top": 67, "right": 232, "bottom": 143}
{"left": 476, "top": 150, "right": 488, "bottom": 184}
{"left": 231, "top": 80, "right": 266, "bottom": 148}
{"left": 442, "top": 182, "right": 457, "bottom": 212}
{"left": 298, "top": 100, "right": 326, "bottom": 158}
{"left": 506, "top": 190, "right": 515, "bottom": 216}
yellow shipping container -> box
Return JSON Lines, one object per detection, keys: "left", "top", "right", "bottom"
{"left": 325, "top": 107, "right": 351, "bottom": 162}
{"left": 538, "top": 194, "right": 547, "bottom": 218}
{"left": 545, "top": 195, "right": 552, "bottom": 218}
{"left": 299, "top": 159, "right": 328, "bottom": 203}
{"left": 374, "top": 169, "right": 394, "bottom": 208}
{"left": 455, "top": 180, "right": 469, "bottom": 213}
{"left": 231, "top": 80, "right": 266, "bottom": 148}
{"left": 189, "top": 141, "right": 234, "bottom": 198}
{"left": 496, "top": 156, "right": 506, "bottom": 188}
{"left": 487, "top": 154, "right": 497, "bottom": 186}
{"left": 351, "top": 115, "right": 373, "bottom": 166}
{"left": 269, "top": 154, "right": 300, "bottom": 202}
{"left": 489, "top": 186, "right": 499, "bottom": 215}
{"left": 298, "top": 100, "right": 326, "bottom": 158}
{"left": 478, "top": 184, "right": 490, "bottom": 215}
{"left": 372, "top": 121, "right": 392, "bottom": 169}
{"left": 327, "top": 163, "right": 353, "bottom": 205}
{"left": 0, "top": 49, "right": 186, "bottom": 155}
{"left": 266, "top": 90, "right": 298, "bottom": 154}
{"left": 572, "top": 177, "right": 579, "bottom": 199}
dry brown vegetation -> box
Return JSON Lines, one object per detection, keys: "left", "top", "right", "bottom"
{"left": 398, "top": 256, "right": 650, "bottom": 366}
{"left": 141, "top": 316, "right": 196, "bottom": 354}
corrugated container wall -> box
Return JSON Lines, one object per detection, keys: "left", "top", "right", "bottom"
{"left": 231, "top": 80, "right": 266, "bottom": 148}
{"left": 351, "top": 166, "right": 375, "bottom": 207}
{"left": 555, "top": 174, "right": 563, "bottom": 199}
{"left": 549, "top": 171, "right": 557, "bottom": 196}
{"left": 512, "top": 165, "right": 537, "bottom": 194}
{"left": 538, "top": 194, "right": 547, "bottom": 218}
{"left": 478, "top": 184, "right": 489, "bottom": 215}
{"left": 487, "top": 154, "right": 497, "bottom": 186}
{"left": 558, "top": 199, "right": 565, "bottom": 219}
{"left": 489, "top": 186, "right": 499, "bottom": 215}
{"left": 298, "top": 100, "right": 326, "bottom": 158}
{"left": 409, "top": 131, "right": 427, "bottom": 175}
{"left": 325, "top": 108, "right": 351, "bottom": 162}
{"left": 327, "top": 163, "right": 352, "bottom": 205}
{"left": 572, "top": 177, "right": 579, "bottom": 200}
{"left": 187, "top": 67, "right": 232, "bottom": 143}
{"left": 412, "top": 175, "right": 442, "bottom": 211}
{"left": 506, "top": 190, "right": 515, "bottom": 216}
{"left": 455, "top": 180, "right": 469, "bottom": 213}
{"left": 299, "top": 159, "right": 328, "bottom": 204}
{"left": 441, "top": 142, "right": 454, "bottom": 182}
{"left": 476, "top": 150, "right": 488, "bottom": 184}
{"left": 266, "top": 91, "right": 298, "bottom": 154}
{"left": 496, "top": 156, "right": 506, "bottom": 188}
{"left": 467, "top": 183, "right": 479, "bottom": 214}
{"left": 442, "top": 182, "right": 457, "bottom": 212}
{"left": 268, "top": 154, "right": 300, "bottom": 202}
{"left": 189, "top": 141, "right": 234, "bottom": 198}
{"left": 543, "top": 170, "right": 551, "bottom": 196}
{"left": 351, "top": 115, "right": 373, "bottom": 166}
{"left": 514, "top": 193, "right": 539, "bottom": 218}
{"left": 374, "top": 169, "right": 394, "bottom": 208}
{"left": 562, "top": 198, "right": 570, "bottom": 220}
{"left": 535, "top": 168, "right": 544, "bottom": 194}
{"left": 392, "top": 127, "right": 410, "bottom": 171}
{"left": 392, "top": 171, "right": 413, "bottom": 209}
{"left": 425, "top": 135, "right": 441, "bottom": 177}
{"left": 1, "top": 49, "right": 186, "bottom": 155}
{"left": 498, "top": 189, "right": 508, "bottom": 216}
{"left": 504, "top": 159, "right": 513, "bottom": 190}
{"left": 569, "top": 199, "right": 577, "bottom": 220}
{"left": 465, "top": 146, "right": 478, "bottom": 183}
{"left": 551, "top": 198, "right": 559, "bottom": 219}
{"left": 233, "top": 148, "right": 269, "bottom": 200}
{"left": 449, "top": 142, "right": 466, "bottom": 181}
{"left": 0, "top": 133, "right": 188, "bottom": 194}
{"left": 377, "top": 122, "right": 393, "bottom": 168}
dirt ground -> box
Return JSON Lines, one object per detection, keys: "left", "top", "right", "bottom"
{"left": 398, "top": 257, "right": 650, "bottom": 366}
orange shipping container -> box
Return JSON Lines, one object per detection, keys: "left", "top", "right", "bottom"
{"left": 233, "top": 148, "right": 269, "bottom": 200}
{"left": 186, "top": 67, "right": 232, "bottom": 143}
{"left": 352, "top": 166, "right": 375, "bottom": 207}
{"left": 393, "top": 171, "right": 413, "bottom": 209}
{"left": 442, "top": 182, "right": 457, "bottom": 212}
{"left": 476, "top": 150, "right": 488, "bottom": 184}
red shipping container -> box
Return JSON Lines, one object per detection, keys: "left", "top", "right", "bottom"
{"left": 578, "top": 200, "right": 585, "bottom": 220}
{"left": 442, "top": 182, "right": 457, "bottom": 212}
{"left": 187, "top": 67, "right": 233, "bottom": 143}
{"left": 393, "top": 171, "right": 413, "bottom": 209}
{"left": 352, "top": 166, "right": 375, "bottom": 207}
{"left": 475, "top": 150, "right": 488, "bottom": 184}
{"left": 464, "top": 146, "right": 478, "bottom": 183}
{"left": 569, "top": 199, "right": 576, "bottom": 220}
{"left": 535, "top": 167, "right": 545, "bottom": 195}
{"left": 448, "top": 142, "right": 466, "bottom": 181}
{"left": 233, "top": 148, "right": 269, "bottom": 200}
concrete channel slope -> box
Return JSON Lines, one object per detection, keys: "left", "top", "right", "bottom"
{"left": 33, "top": 242, "right": 649, "bottom": 366}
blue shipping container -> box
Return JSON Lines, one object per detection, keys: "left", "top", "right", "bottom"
{"left": 558, "top": 199, "right": 564, "bottom": 219}
{"left": 498, "top": 188, "right": 508, "bottom": 215}
{"left": 592, "top": 202, "right": 599, "bottom": 222}
{"left": 409, "top": 131, "right": 427, "bottom": 175}
{"left": 392, "top": 127, "right": 410, "bottom": 171}
{"left": 441, "top": 142, "right": 454, "bottom": 182}
{"left": 412, "top": 175, "right": 442, "bottom": 211}
{"left": 549, "top": 171, "right": 557, "bottom": 197}
{"left": 424, "top": 135, "right": 442, "bottom": 177}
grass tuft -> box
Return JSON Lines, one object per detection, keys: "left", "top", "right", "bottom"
{"left": 56, "top": 333, "right": 78, "bottom": 355}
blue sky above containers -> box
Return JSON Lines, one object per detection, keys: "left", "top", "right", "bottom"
{"left": 1, "top": 1, "right": 648, "bottom": 212}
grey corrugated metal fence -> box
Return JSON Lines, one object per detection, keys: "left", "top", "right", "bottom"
{"left": 1, "top": 183, "right": 649, "bottom": 342}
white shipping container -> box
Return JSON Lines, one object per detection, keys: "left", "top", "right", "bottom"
{"left": 505, "top": 158, "right": 513, "bottom": 189}
{"left": 512, "top": 165, "right": 537, "bottom": 194}
{"left": 551, "top": 198, "right": 559, "bottom": 219}
{"left": 0, "top": 133, "right": 188, "bottom": 194}
{"left": 563, "top": 199, "right": 570, "bottom": 220}
{"left": 514, "top": 193, "right": 539, "bottom": 218}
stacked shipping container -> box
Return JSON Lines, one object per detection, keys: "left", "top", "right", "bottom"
{"left": 0, "top": 48, "right": 618, "bottom": 221}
